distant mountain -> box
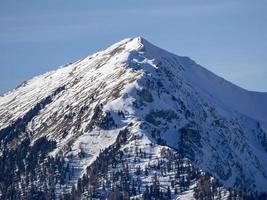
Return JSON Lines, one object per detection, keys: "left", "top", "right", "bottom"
{"left": 0, "top": 37, "right": 267, "bottom": 200}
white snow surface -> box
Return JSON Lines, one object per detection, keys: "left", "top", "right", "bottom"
{"left": 0, "top": 36, "right": 267, "bottom": 195}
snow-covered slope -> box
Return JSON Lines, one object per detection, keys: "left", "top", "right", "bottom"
{"left": 183, "top": 59, "right": 267, "bottom": 124}
{"left": 0, "top": 37, "right": 266, "bottom": 199}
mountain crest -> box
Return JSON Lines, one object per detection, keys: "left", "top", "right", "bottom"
{"left": 0, "top": 37, "right": 267, "bottom": 199}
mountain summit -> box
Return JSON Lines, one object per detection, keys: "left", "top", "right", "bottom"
{"left": 0, "top": 37, "right": 267, "bottom": 199}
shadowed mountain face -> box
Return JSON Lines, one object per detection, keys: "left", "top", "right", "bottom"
{"left": 0, "top": 37, "right": 267, "bottom": 199}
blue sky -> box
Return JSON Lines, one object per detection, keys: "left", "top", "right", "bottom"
{"left": 0, "top": 0, "right": 266, "bottom": 94}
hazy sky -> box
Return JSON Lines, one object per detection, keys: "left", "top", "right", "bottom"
{"left": 1, "top": 0, "right": 266, "bottom": 94}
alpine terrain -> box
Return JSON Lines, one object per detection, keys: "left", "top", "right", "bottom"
{"left": 0, "top": 37, "right": 267, "bottom": 200}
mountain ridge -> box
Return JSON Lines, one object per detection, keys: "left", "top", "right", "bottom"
{"left": 0, "top": 37, "right": 267, "bottom": 199}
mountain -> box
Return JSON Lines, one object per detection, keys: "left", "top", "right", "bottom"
{"left": 0, "top": 36, "right": 267, "bottom": 200}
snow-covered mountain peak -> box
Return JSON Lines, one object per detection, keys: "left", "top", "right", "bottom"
{"left": 0, "top": 37, "right": 267, "bottom": 199}
{"left": 106, "top": 37, "right": 267, "bottom": 125}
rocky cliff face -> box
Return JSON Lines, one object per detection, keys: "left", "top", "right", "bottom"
{"left": 0, "top": 37, "right": 266, "bottom": 199}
